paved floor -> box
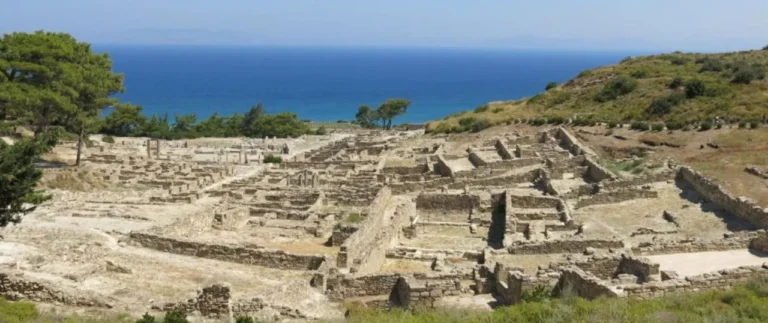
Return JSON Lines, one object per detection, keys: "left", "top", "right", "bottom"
{"left": 647, "top": 249, "right": 768, "bottom": 277}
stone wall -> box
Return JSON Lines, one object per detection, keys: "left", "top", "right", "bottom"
{"left": 507, "top": 239, "right": 624, "bottom": 254}
{"left": 495, "top": 139, "right": 514, "bottom": 160}
{"left": 749, "top": 231, "right": 768, "bottom": 252}
{"left": 632, "top": 233, "right": 758, "bottom": 255}
{"left": 616, "top": 255, "right": 660, "bottom": 283}
{"left": 416, "top": 193, "right": 480, "bottom": 211}
{"left": 624, "top": 264, "right": 768, "bottom": 299}
{"left": 507, "top": 194, "right": 562, "bottom": 209}
{"left": 129, "top": 232, "right": 326, "bottom": 270}
{"left": 326, "top": 273, "right": 401, "bottom": 300}
{"left": 677, "top": 166, "right": 768, "bottom": 229}
{"left": 553, "top": 267, "right": 620, "bottom": 300}
{"left": 600, "top": 170, "right": 676, "bottom": 191}
{"left": 0, "top": 271, "right": 111, "bottom": 308}
{"left": 331, "top": 224, "right": 360, "bottom": 246}
{"left": 385, "top": 246, "right": 483, "bottom": 262}
{"left": 584, "top": 156, "right": 616, "bottom": 182}
{"left": 338, "top": 188, "right": 408, "bottom": 274}
{"left": 555, "top": 128, "right": 596, "bottom": 157}
{"left": 435, "top": 155, "right": 454, "bottom": 177}
{"left": 575, "top": 189, "right": 658, "bottom": 209}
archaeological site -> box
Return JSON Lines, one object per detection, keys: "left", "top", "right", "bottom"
{"left": 2, "top": 126, "right": 768, "bottom": 322}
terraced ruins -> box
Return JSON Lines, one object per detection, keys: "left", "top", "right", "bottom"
{"left": 2, "top": 126, "right": 768, "bottom": 321}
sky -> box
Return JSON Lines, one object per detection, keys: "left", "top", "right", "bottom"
{"left": 4, "top": 0, "right": 768, "bottom": 51}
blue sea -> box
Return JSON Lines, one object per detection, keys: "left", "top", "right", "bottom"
{"left": 98, "top": 45, "right": 640, "bottom": 123}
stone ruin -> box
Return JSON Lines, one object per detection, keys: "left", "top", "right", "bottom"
{"left": 1, "top": 127, "right": 767, "bottom": 320}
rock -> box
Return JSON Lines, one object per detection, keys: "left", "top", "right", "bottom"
{"left": 583, "top": 247, "right": 596, "bottom": 255}
{"left": 469, "top": 224, "right": 478, "bottom": 234}
{"left": 106, "top": 260, "right": 132, "bottom": 274}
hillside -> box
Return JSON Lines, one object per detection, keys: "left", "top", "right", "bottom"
{"left": 428, "top": 48, "right": 768, "bottom": 133}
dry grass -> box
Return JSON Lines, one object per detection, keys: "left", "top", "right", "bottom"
{"left": 38, "top": 169, "right": 111, "bottom": 191}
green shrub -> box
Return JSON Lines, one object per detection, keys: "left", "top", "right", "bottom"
{"left": 547, "top": 116, "right": 566, "bottom": 125}
{"left": 263, "top": 154, "right": 283, "bottom": 164}
{"left": 162, "top": 310, "right": 189, "bottom": 323}
{"left": 607, "top": 121, "right": 617, "bottom": 129}
{"left": 545, "top": 82, "right": 558, "bottom": 91}
{"left": 630, "top": 121, "right": 650, "bottom": 131}
{"left": 314, "top": 126, "right": 328, "bottom": 135}
{"left": 102, "top": 135, "right": 116, "bottom": 144}
{"left": 630, "top": 69, "right": 648, "bottom": 78}
{"left": 685, "top": 79, "right": 707, "bottom": 98}
{"left": 669, "top": 76, "right": 684, "bottom": 89}
{"left": 699, "top": 121, "right": 713, "bottom": 131}
{"left": 531, "top": 118, "right": 547, "bottom": 126}
{"left": 738, "top": 120, "right": 747, "bottom": 128}
{"left": 235, "top": 316, "right": 256, "bottom": 323}
{"left": 651, "top": 123, "right": 664, "bottom": 132}
{"left": 698, "top": 57, "right": 725, "bottom": 72}
{"left": 474, "top": 105, "right": 490, "bottom": 113}
{"left": 750, "top": 122, "right": 760, "bottom": 129}
{"left": 594, "top": 76, "right": 638, "bottom": 102}
{"left": 492, "top": 107, "right": 503, "bottom": 114}
{"left": 646, "top": 93, "right": 685, "bottom": 116}
{"left": 520, "top": 285, "right": 552, "bottom": 303}
{"left": 670, "top": 56, "right": 688, "bottom": 66}
{"left": 732, "top": 66, "right": 760, "bottom": 84}
{"left": 457, "top": 117, "right": 491, "bottom": 133}
{"left": 666, "top": 120, "right": 684, "bottom": 130}
{"left": 346, "top": 213, "right": 364, "bottom": 224}
{"left": 136, "top": 313, "right": 157, "bottom": 323}
{"left": 549, "top": 92, "right": 571, "bottom": 105}
{"left": 0, "top": 298, "right": 39, "bottom": 323}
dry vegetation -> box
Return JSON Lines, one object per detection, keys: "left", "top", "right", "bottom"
{"left": 428, "top": 49, "right": 768, "bottom": 133}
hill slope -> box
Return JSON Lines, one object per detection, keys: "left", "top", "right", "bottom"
{"left": 428, "top": 49, "right": 768, "bottom": 133}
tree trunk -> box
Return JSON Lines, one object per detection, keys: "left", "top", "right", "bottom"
{"left": 75, "top": 126, "right": 84, "bottom": 167}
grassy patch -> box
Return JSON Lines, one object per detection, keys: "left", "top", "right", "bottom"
{"left": 347, "top": 278, "right": 768, "bottom": 323}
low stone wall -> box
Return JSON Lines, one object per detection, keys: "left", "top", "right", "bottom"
{"left": 447, "top": 168, "right": 542, "bottom": 189}
{"left": 617, "top": 255, "right": 660, "bottom": 283}
{"left": 416, "top": 193, "right": 480, "bottom": 212}
{"left": 331, "top": 224, "right": 360, "bottom": 246}
{"left": 600, "top": 170, "right": 676, "bottom": 191}
{"left": 385, "top": 247, "right": 483, "bottom": 261}
{"left": 495, "top": 139, "right": 514, "bottom": 160}
{"left": 129, "top": 232, "right": 326, "bottom": 270}
{"left": 678, "top": 166, "right": 768, "bottom": 229}
{"left": 555, "top": 128, "right": 596, "bottom": 157}
{"left": 487, "top": 158, "right": 544, "bottom": 170}
{"left": 0, "top": 271, "right": 111, "bottom": 308}
{"left": 624, "top": 264, "right": 768, "bottom": 299}
{"left": 554, "top": 267, "right": 620, "bottom": 300}
{"left": 575, "top": 188, "right": 658, "bottom": 209}
{"left": 338, "top": 188, "right": 409, "bottom": 274}
{"left": 395, "top": 276, "right": 464, "bottom": 309}
{"left": 749, "top": 231, "right": 768, "bottom": 252}
{"left": 326, "top": 273, "right": 402, "bottom": 300}
{"left": 508, "top": 194, "right": 561, "bottom": 209}
{"left": 435, "top": 155, "right": 454, "bottom": 177}
{"left": 632, "top": 233, "right": 758, "bottom": 255}
{"left": 507, "top": 239, "right": 624, "bottom": 254}
{"left": 584, "top": 156, "right": 616, "bottom": 182}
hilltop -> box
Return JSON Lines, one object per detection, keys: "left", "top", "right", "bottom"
{"left": 428, "top": 48, "right": 768, "bottom": 133}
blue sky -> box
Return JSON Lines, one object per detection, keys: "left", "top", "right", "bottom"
{"left": 4, "top": 0, "right": 767, "bottom": 51}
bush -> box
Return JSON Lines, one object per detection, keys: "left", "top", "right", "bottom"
{"left": 630, "top": 121, "right": 650, "bottom": 131}
{"left": 607, "top": 121, "right": 617, "bottom": 129}
{"left": 750, "top": 122, "right": 760, "bottom": 129}
{"left": 670, "top": 56, "right": 688, "bottom": 66}
{"left": 547, "top": 116, "right": 566, "bottom": 125}
{"left": 738, "top": 120, "right": 747, "bottom": 128}
{"left": 764, "top": 45, "right": 768, "bottom": 50}
{"left": 492, "top": 107, "right": 503, "bottom": 113}
{"left": 474, "top": 105, "right": 489, "bottom": 113}
{"left": 666, "top": 120, "right": 684, "bottom": 130}
{"left": 457, "top": 117, "right": 491, "bottom": 133}
{"left": 699, "top": 121, "right": 713, "bottom": 131}
{"left": 732, "top": 66, "right": 760, "bottom": 84}
{"left": 162, "top": 310, "right": 189, "bottom": 323}
{"left": 685, "top": 79, "right": 707, "bottom": 98}
{"left": 102, "top": 135, "right": 115, "bottom": 144}
{"left": 263, "top": 154, "right": 283, "bottom": 164}
{"left": 235, "top": 316, "right": 256, "bottom": 323}
{"left": 630, "top": 69, "right": 649, "bottom": 78}
{"left": 698, "top": 57, "right": 725, "bottom": 72}
{"left": 530, "top": 118, "right": 547, "bottom": 126}
{"left": 646, "top": 93, "right": 685, "bottom": 116}
{"left": 314, "top": 126, "right": 328, "bottom": 135}
{"left": 136, "top": 313, "right": 157, "bottom": 323}
{"left": 594, "top": 76, "right": 638, "bottom": 102}
{"left": 545, "top": 82, "right": 558, "bottom": 91}
{"left": 651, "top": 123, "right": 664, "bottom": 131}
{"left": 669, "top": 76, "right": 684, "bottom": 89}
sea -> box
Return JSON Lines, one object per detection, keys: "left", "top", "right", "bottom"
{"left": 97, "top": 45, "right": 641, "bottom": 124}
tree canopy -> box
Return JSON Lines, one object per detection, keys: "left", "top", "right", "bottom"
{"left": 0, "top": 133, "right": 57, "bottom": 227}
{"left": 355, "top": 99, "right": 410, "bottom": 129}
